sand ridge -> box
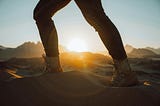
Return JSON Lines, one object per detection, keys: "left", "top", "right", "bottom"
{"left": 0, "top": 71, "right": 160, "bottom": 106}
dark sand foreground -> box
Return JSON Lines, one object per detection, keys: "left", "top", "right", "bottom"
{"left": 0, "top": 71, "right": 160, "bottom": 106}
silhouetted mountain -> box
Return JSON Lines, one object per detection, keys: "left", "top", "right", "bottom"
{"left": 0, "top": 42, "right": 43, "bottom": 59}
{"left": 125, "top": 44, "right": 135, "bottom": 53}
{"left": 0, "top": 42, "right": 159, "bottom": 60}
{"left": 59, "top": 45, "right": 68, "bottom": 53}
{"left": 128, "top": 48, "right": 157, "bottom": 58}
{"left": 124, "top": 44, "right": 159, "bottom": 58}
{"left": 0, "top": 47, "right": 14, "bottom": 60}
{"left": 13, "top": 42, "right": 44, "bottom": 58}
{"left": 0, "top": 45, "right": 8, "bottom": 50}
{"left": 0, "top": 42, "right": 68, "bottom": 60}
{"left": 145, "top": 47, "right": 160, "bottom": 54}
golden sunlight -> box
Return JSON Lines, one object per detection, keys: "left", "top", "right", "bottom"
{"left": 67, "top": 38, "right": 88, "bottom": 52}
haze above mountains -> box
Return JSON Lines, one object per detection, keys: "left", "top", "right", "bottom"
{"left": 0, "top": 42, "right": 160, "bottom": 60}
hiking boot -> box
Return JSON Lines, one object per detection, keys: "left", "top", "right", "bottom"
{"left": 110, "top": 58, "right": 139, "bottom": 87}
{"left": 43, "top": 55, "right": 63, "bottom": 73}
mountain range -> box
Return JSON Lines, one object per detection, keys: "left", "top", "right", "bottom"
{"left": 0, "top": 42, "right": 159, "bottom": 60}
{"left": 145, "top": 47, "right": 160, "bottom": 54}
{"left": 124, "top": 44, "right": 159, "bottom": 58}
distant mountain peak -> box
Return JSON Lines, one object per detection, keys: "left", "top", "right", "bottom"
{"left": 128, "top": 48, "right": 157, "bottom": 58}
{"left": 0, "top": 45, "right": 7, "bottom": 50}
{"left": 145, "top": 47, "right": 160, "bottom": 54}
{"left": 125, "top": 44, "right": 135, "bottom": 53}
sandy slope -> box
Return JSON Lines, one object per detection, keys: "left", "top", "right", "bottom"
{"left": 0, "top": 71, "right": 160, "bottom": 106}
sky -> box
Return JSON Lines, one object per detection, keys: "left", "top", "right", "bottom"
{"left": 0, "top": 0, "right": 160, "bottom": 52}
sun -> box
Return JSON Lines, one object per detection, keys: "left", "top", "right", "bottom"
{"left": 67, "top": 38, "right": 88, "bottom": 52}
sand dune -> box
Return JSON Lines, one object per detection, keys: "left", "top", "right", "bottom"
{"left": 0, "top": 56, "right": 160, "bottom": 106}
{"left": 0, "top": 71, "right": 160, "bottom": 106}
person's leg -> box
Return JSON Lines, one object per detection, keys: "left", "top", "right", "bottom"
{"left": 75, "top": 0, "right": 138, "bottom": 86}
{"left": 34, "top": 0, "right": 71, "bottom": 57}
{"left": 34, "top": 0, "right": 71, "bottom": 72}
{"left": 75, "top": 0, "right": 126, "bottom": 60}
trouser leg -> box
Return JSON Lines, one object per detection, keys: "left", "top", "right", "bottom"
{"left": 75, "top": 0, "right": 127, "bottom": 60}
{"left": 75, "top": 0, "right": 139, "bottom": 87}
{"left": 33, "top": 0, "right": 71, "bottom": 57}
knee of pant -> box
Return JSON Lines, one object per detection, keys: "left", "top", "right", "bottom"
{"left": 83, "top": 9, "right": 107, "bottom": 29}
{"left": 33, "top": 9, "right": 51, "bottom": 22}
{"left": 86, "top": 9, "right": 106, "bottom": 20}
{"left": 83, "top": 12, "right": 100, "bottom": 27}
